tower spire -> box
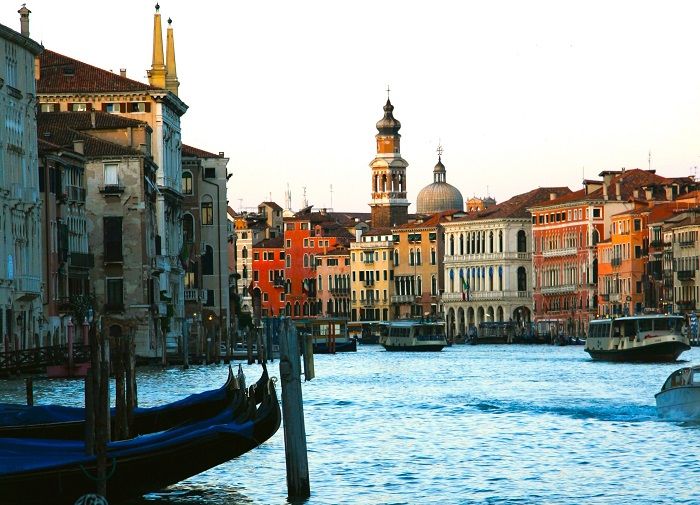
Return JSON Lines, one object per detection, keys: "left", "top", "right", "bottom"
{"left": 148, "top": 3, "right": 167, "bottom": 88}
{"left": 165, "top": 17, "right": 180, "bottom": 96}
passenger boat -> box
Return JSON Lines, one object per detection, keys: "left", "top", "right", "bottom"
{"left": 381, "top": 320, "right": 447, "bottom": 352}
{"left": 585, "top": 315, "right": 690, "bottom": 362}
{"left": 294, "top": 318, "right": 357, "bottom": 354}
{"left": 348, "top": 321, "right": 387, "bottom": 345}
{"left": 0, "top": 375, "right": 281, "bottom": 505}
{"left": 0, "top": 365, "right": 268, "bottom": 439}
{"left": 655, "top": 365, "right": 700, "bottom": 420}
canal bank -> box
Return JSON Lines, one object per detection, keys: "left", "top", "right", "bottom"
{"left": 2, "top": 345, "right": 699, "bottom": 504}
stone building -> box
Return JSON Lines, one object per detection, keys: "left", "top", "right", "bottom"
{"left": 316, "top": 245, "right": 351, "bottom": 318}
{"left": 251, "top": 237, "right": 286, "bottom": 317}
{"left": 181, "top": 145, "right": 231, "bottom": 357}
{"left": 38, "top": 135, "right": 91, "bottom": 346}
{"left": 36, "top": 6, "right": 188, "bottom": 351}
{"left": 37, "top": 111, "right": 160, "bottom": 356}
{"left": 0, "top": 14, "right": 43, "bottom": 351}
{"left": 442, "top": 187, "right": 569, "bottom": 340}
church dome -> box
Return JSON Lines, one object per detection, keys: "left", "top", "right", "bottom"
{"left": 376, "top": 99, "right": 401, "bottom": 135}
{"left": 416, "top": 156, "right": 463, "bottom": 214}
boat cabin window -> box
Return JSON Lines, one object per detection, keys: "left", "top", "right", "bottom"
{"left": 654, "top": 317, "right": 683, "bottom": 334}
{"left": 612, "top": 320, "right": 636, "bottom": 338}
{"left": 692, "top": 370, "right": 700, "bottom": 385}
{"left": 589, "top": 322, "right": 610, "bottom": 338}
{"left": 638, "top": 319, "right": 653, "bottom": 332}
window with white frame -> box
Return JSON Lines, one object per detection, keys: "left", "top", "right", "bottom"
{"left": 104, "top": 163, "right": 119, "bottom": 186}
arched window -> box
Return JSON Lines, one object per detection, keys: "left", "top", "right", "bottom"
{"left": 303, "top": 254, "right": 309, "bottom": 268}
{"left": 202, "top": 245, "right": 214, "bottom": 275}
{"left": 499, "top": 231, "right": 503, "bottom": 252}
{"left": 294, "top": 302, "right": 300, "bottom": 316}
{"left": 489, "top": 231, "right": 494, "bottom": 253}
{"left": 182, "top": 171, "right": 193, "bottom": 194}
{"left": 394, "top": 249, "right": 399, "bottom": 266}
{"left": 592, "top": 229, "right": 600, "bottom": 246}
{"left": 409, "top": 249, "right": 415, "bottom": 266}
{"left": 201, "top": 195, "right": 213, "bottom": 225}
{"left": 241, "top": 246, "right": 248, "bottom": 259}
{"left": 449, "top": 235, "right": 455, "bottom": 256}
{"left": 459, "top": 234, "right": 464, "bottom": 255}
{"left": 417, "top": 276, "right": 422, "bottom": 294}
{"left": 517, "top": 266, "right": 527, "bottom": 291}
{"left": 416, "top": 248, "right": 421, "bottom": 265}
{"left": 182, "top": 214, "right": 194, "bottom": 244}
{"left": 517, "top": 230, "right": 527, "bottom": 253}
{"left": 242, "top": 264, "right": 248, "bottom": 279}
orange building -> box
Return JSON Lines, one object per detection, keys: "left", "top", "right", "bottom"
{"left": 251, "top": 237, "right": 286, "bottom": 317}
{"left": 316, "top": 245, "right": 352, "bottom": 318}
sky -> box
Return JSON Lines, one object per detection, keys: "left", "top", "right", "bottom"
{"left": 4, "top": 1, "right": 700, "bottom": 214}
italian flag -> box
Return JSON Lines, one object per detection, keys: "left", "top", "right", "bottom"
{"left": 462, "top": 278, "right": 469, "bottom": 301}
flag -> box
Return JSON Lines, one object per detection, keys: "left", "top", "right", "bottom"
{"left": 179, "top": 242, "right": 190, "bottom": 269}
{"left": 302, "top": 279, "right": 309, "bottom": 294}
{"left": 462, "top": 278, "right": 469, "bottom": 301}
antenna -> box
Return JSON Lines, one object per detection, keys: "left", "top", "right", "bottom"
{"left": 285, "top": 183, "right": 292, "bottom": 211}
{"left": 238, "top": 198, "right": 243, "bottom": 212}
{"left": 648, "top": 150, "right": 652, "bottom": 171}
{"left": 330, "top": 184, "right": 333, "bottom": 210}
{"left": 302, "top": 186, "right": 308, "bottom": 208}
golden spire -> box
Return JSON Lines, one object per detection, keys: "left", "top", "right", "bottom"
{"left": 148, "top": 3, "right": 166, "bottom": 88}
{"left": 165, "top": 17, "right": 180, "bottom": 96}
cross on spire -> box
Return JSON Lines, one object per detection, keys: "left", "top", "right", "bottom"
{"left": 386, "top": 84, "right": 391, "bottom": 100}
{"left": 437, "top": 143, "right": 444, "bottom": 159}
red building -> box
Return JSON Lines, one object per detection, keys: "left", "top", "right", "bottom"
{"left": 251, "top": 237, "right": 286, "bottom": 317}
{"left": 283, "top": 208, "right": 353, "bottom": 318}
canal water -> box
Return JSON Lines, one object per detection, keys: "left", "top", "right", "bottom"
{"left": 2, "top": 344, "right": 700, "bottom": 504}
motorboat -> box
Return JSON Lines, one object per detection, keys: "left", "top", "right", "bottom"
{"left": 585, "top": 315, "right": 690, "bottom": 362}
{"left": 381, "top": 320, "right": 447, "bottom": 352}
{"left": 655, "top": 366, "right": 700, "bottom": 420}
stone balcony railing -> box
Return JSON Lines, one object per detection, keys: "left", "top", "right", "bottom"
{"left": 15, "top": 275, "right": 41, "bottom": 294}
{"left": 444, "top": 252, "right": 530, "bottom": 264}
{"left": 442, "top": 290, "right": 531, "bottom": 302}
{"left": 542, "top": 247, "right": 578, "bottom": 258}
{"left": 540, "top": 284, "right": 577, "bottom": 295}
{"left": 391, "top": 294, "right": 418, "bottom": 304}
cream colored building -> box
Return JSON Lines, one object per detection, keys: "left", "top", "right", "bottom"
{"left": 0, "top": 14, "right": 43, "bottom": 350}
{"left": 37, "top": 7, "right": 188, "bottom": 354}
{"left": 350, "top": 229, "right": 394, "bottom": 322}
{"left": 442, "top": 188, "right": 568, "bottom": 339}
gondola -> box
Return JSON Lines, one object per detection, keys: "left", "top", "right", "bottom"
{"left": 0, "top": 371, "right": 281, "bottom": 505}
{"left": 0, "top": 365, "right": 268, "bottom": 439}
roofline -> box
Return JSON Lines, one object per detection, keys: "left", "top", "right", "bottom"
{"left": 0, "top": 24, "right": 42, "bottom": 55}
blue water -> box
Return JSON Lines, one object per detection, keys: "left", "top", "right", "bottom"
{"left": 2, "top": 344, "right": 700, "bottom": 504}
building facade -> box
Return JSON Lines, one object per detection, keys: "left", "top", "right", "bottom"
{"left": 316, "top": 246, "right": 351, "bottom": 319}
{"left": 251, "top": 237, "right": 286, "bottom": 317}
{"left": 350, "top": 229, "right": 394, "bottom": 322}
{"left": 442, "top": 188, "right": 569, "bottom": 339}
{"left": 0, "top": 18, "right": 43, "bottom": 351}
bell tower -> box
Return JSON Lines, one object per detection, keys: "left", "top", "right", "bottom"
{"left": 369, "top": 91, "right": 409, "bottom": 228}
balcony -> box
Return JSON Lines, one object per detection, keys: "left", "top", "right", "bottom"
{"left": 361, "top": 298, "right": 378, "bottom": 307}
{"left": 441, "top": 290, "right": 532, "bottom": 302}
{"left": 68, "top": 252, "right": 94, "bottom": 269}
{"left": 363, "top": 257, "right": 375, "bottom": 264}
{"left": 363, "top": 279, "right": 375, "bottom": 287}
{"left": 677, "top": 270, "right": 695, "bottom": 282}
{"left": 99, "top": 184, "right": 125, "bottom": 195}
{"left": 680, "top": 240, "right": 696, "bottom": 248}
{"left": 65, "top": 185, "right": 86, "bottom": 203}
{"left": 540, "top": 284, "right": 578, "bottom": 295}
{"left": 391, "top": 294, "right": 417, "bottom": 304}
{"left": 184, "top": 289, "right": 200, "bottom": 302}
{"left": 611, "top": 257, "right": 622, "bottom": 267}
{"left": 601, "top": 294, "right": 610, "bottom": 301}
{"left": 329, "top": 287, "right": 350, "bottom": 296}
{"left": 650, "top": 239, "right": 663, "bottom": 248}
{"left": 151, "top": 255, "right": 169, "bottom": 273}
{"left": 542, "top": 247, "right": 577, "bottom": 258}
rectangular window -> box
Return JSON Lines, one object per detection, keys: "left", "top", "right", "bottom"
{"left": 104, "top": 103, "right": 121, "bottom": 113}
{"left": 253, "top": 271, "right": 259, "bottom": 281}
{"left": 103, "top": 216, "right": 123, "bottom": 262}
{"left": 204, "top": 167, "right": 216, "bottom": 179}
{"left": 286, "top": 223, "right": 295, "bottom": 231}
{"left": 201, "top": 202, "right": 213, "bottom": 225}
{"left": 129, "top": 102, "right": 147, "bottom": 113}
{"left": 71, "top": 103, "right": 88, "bottom": 112}
{"left": 634, "top": 219, "right": 642, "bottom": 231}
{"left": 204, "top": 290, "right": 214, "bottom": 306}
{"left": 105, "top": 278, "right": 124, "bottom": 311}
{"left": 593, "top": 208, "right": 601, "bottom": 218}
{"left": 300, "top": 223, "right": 309, "bottom": 230}
{"left": 104, "top": 163, "right": 119, "bottom": 186}
{"left": 254, "top": 252, "right": 260, "bottom": 260}
{"left": 40, "top": 103, "right": 58, "bottom": 112}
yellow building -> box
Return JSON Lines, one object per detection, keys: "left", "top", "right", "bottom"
{"left": 350, "top": 229, "right": 394, "bottom": 322}
{"left": 391, "top": 213, "right": 451, "bottom": 319}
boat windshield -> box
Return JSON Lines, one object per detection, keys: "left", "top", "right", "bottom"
{"left": 662, "top": 368, "right": 692, "bottom": 390}
{"left": 653, "top": 317, "right": 684, "bottom": 334}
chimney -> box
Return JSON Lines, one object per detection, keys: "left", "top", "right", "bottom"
{"left": 120, "top": 68, "right": 127, "bottom": 77}
{"left": 664, "top": 186, "right": 672, "bottom": 200}
{"left": 645, "top": 187, "right": 653, "bottom": 200}
{"left": 615, "top": 180, "right": 621, "bottom": 200}
{"left": 219, "top": 151, "right": 225, "bottom": 157}
{"left": 72, "top": 139, "right": 85, "bottom": 154}
{"left": 355, "top": 226, "right": 363, "bottom": 242}
{"left": 90, "top": 110, "right": 96, "bottom": 129}
{"left": 18, "top": 4, "right": 30, "bottom": 37}
{"left": 633, "top": 189, "right": 640, "bottom": 199}
{"left": 602, "top": 182, "right": 608, "bottom": 200}
{"left": 550, "top": 192, "right": 557, "bottom": 200}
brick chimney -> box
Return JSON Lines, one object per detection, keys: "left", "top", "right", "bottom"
{"left": 18, "top": 4, "right": 30, "bottom": 37}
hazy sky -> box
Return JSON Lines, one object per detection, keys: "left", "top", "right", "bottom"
{"left": 5, "top": 1, "right": 700, "bottom": 213}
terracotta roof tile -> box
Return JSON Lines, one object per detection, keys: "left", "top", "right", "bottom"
{"left": 38, "top": 49, "right": 161, "bottom": 94}
{"left": 37, "top": 116, "right": 143, "bottom": 158}
{"left": 37, "top": 111, "right": 148, "bottom": 130}
{"left": 254, "top": 237, "right": 284, "bottom": 249}
{"left": 455, "top": 187, "right": 572, "bottom": 221}
{"left": 182, "top": 144, "right": 223, "bottom": 159}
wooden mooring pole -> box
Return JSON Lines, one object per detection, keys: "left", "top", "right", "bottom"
{"left": 278, "top": 318, "right": 310, "bottom": 500}
{"left": 25, "top": 377, "right": 33, "bottom": 406}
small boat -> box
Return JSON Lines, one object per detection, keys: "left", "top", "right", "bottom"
{"left": 655, "top": 366, "right": 700, "bottom": 420}
{"left": 0, "top": 365, "right": 266, "bottom": 439}
{"left": 0, "top": 374, "right": 281, "bottom": 505}
{"left": 381, "top": 320, "right": 447, "bottom": 352}
{"left": 585, "top": 315, "right": 690, "bottom": 362}
{"left": 295, "top": 318, "right": 357, "bottom": 354}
